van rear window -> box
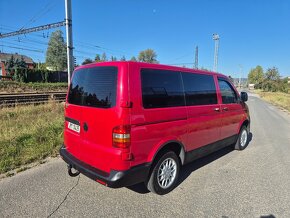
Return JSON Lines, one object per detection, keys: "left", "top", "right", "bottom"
{"left": 68, "top": 66, "right": 117, "bottom": 108}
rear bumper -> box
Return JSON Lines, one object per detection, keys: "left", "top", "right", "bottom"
{"left": 59, "top": 145, "right": 151, "bottom": 188}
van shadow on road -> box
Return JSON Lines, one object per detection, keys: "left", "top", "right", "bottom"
{"left": 127, "top": 133, "right": 253, "bottom": 194}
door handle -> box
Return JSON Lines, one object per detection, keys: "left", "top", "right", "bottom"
{"left": 214, "top": 108, "right": 220, "bottom": 112}
{"left": 222, "top": 107, "right": 228, "bottom": 111}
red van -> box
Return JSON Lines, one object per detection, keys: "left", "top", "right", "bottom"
{"left": 60, "top": 61, "right": 250, "bottom": 195}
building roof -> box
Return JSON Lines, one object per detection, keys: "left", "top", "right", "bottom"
{"left": 0, "top": 52, "right": 34, "bottom": 64}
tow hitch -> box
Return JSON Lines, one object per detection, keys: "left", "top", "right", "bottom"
{"left": 67, "top": 165, "right": 80, "bottom": 177}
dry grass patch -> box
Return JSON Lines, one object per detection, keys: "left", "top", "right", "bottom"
{"left": 255, "top": 89, "right": 290, "bottom": 111}
{"left": 0, "top": 102, "right": 64, "bottom": 174}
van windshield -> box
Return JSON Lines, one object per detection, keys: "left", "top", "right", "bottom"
{"left": 68, "top": 66, "right": 117, "bottom": 108}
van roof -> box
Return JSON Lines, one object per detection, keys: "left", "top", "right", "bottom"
{"left": 76, "top": 61, "right": 226, "bottom": 77}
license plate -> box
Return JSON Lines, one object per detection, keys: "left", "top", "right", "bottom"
{"left": 68, "top": 122, "right": 80, "bottom": 133}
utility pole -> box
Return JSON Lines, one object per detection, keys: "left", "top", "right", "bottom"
{"left": 65, "top": 0, "right": 73, "bottom": 85}
{"left": 212, "top": 33, "right": 220, "bottom": 72}
{"left": 194, "top": 46, "right": 198, "bottom": 69}
{"left": 239, "top": 65, "right": 243, "bottom": 88}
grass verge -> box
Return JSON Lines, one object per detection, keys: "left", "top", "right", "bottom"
{"left": 254, "top": 89, "right": 290, "bottom": 112}
{"left": 0, "top": 102, "right": 64, "bottom": 174}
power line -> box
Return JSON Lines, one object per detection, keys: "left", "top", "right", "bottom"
{"left": 74, "top": 40, "right": 135, "bottom": 57}
{"left": 0, "top": 40, "right": 45, "bottom": 50}
{"left": 5, "top": 38, "right": 48, "bottom": 46}
{"left": 167, "top": 51, "right": 193, "bottom": 63}
{"left": 20, "top": 0, "right": 58, "bottom": 30}
{"left": 0, "top": 45, "right": 44, "bottom": 53}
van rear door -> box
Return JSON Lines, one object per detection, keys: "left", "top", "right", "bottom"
{"left": 65, "top": 66, "right": 121, "bottom": 173}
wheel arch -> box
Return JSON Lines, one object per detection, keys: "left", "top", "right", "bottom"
{"left": 148, "top": 140, "right": 186, "bottom": 166}
{"left": 241, "top": 119, "right": 250, "bottom": 132}
{"left": 237, "top": 117, "right": 250, "bottom": 134}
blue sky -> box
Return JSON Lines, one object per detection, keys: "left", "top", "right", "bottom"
{"left": 0, "top": 0, "right": 289, "bottom": 77}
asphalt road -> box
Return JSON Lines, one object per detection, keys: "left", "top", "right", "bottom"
{"left": 1, "top": 94, "right": 290, "bottom": 218}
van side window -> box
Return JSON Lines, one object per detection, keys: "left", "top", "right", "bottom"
{"left": 141, "top": 69, "right": 185, "bottom": 108}
{"left": 182, "top": 73, "right": 217, "bottom": 106}
{"left": 218, "top": 79, "right": 238, "bottom": 104}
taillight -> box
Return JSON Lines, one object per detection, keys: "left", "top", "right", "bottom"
{"left": 112, "top": 125, "right": 131, "bottom": 148}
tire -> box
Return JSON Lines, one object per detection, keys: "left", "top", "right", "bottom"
{"left": 146, "top": 151, "right": 180, "bottom": 195}
{"left": 235, "top": 125, "right": 249, "bottom": 150}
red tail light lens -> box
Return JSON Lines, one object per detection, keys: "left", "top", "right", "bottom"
{"left": 112, "top": 125, "right": 131, "bottom": 148}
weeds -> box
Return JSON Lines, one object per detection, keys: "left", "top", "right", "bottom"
{"left": 0, "top": 102, "right": 64, "bottom": 174}
{"left": 255, "top": 89, "right": 290, "bottom": 111}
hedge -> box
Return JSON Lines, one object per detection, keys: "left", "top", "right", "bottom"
{"left": 10, "top": 69, "right": 68, "bottom": 83}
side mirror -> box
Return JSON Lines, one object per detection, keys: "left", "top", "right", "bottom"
{"left": 240, "top": 92, "right": 248, "bottom": 102}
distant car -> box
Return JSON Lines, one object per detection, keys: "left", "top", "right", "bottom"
{"left": 60, "top": 61, "right": 250, "bottom": 195}
{"left": 248, "top": 83, "right": 255, "bottom": 90}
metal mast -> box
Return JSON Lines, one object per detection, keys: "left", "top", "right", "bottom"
{"left": 65, "top": 0, "right": 73, "bottom": 84}
{"left": 212, "top": 34, "right": 219, "bottom": 72}
{"left": 239, "top": 65, "right": 243, "bottom": 88}
{"left": 194, "top": 46, "right": 198, "bottom": 69}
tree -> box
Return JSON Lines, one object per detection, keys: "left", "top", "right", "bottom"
{"left": 130, "top": 56, "right": 137, "bottom": 61}
{"left": 95, "top": 54, "right": 101, "bottom": 62}
{"left": 17, "top": 56, "right": 27, "bottom": 69}
{"left": 101, "top": 52, "right": 107, "bottom": 62}
{"left": 38, "top": 62, "right": 47, "bottom": 70}
{"left": 111, "top": 56, "right": 117, "bottom": 61}
{"left": 82, "top": 58, "right": 93, "bottom": 65}
{"left": 120, "top": 55, "right": 126, "bottom": 61}
{"left": 138, "top": 49, "right": 158, "bottom": 63}
{"left": 248, "top": 65, "right": 264, "bottom": 84}
{"left": 6, "top": 55, "right": 15, "bottom": 70}
{"left": 46, "top": 30, "right": 67, "bottom": 71}
{"left": 265, "top": 67, "right": 280, "bottom": 81}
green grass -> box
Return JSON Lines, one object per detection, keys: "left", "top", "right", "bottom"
{"left": 0, "top": 102, "right": 64, "bottom": 174}
{"left": 255, "top": 89, "right": 290, "bottom": 112}
{"left": 0, "top": 81, "right": 68, "bottom": 93}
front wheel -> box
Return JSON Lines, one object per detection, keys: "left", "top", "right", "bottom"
{"left": 235, "top": 125, "right": 249, "bottom": 150}
{"left": 146, "top": 151, "right": 180, "bottom": 195}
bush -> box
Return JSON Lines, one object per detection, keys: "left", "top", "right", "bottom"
{"left": 256, "top": 78, "right": 289, "bottom": 93}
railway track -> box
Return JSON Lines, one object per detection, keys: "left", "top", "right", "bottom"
{"left": 0, "top": 92, "right": 67, "bottom": 107}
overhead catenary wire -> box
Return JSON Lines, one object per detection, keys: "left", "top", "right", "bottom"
{"left": 0, "top": 26, "right": 133, "bottom": 61}
{"left": 0, "top": 45, "right": 44, "bottom": 53}
{"left": 0, "top": 41, "right": 45, "bottom": 50}
{"left": 19, "top": 0, "right": 58, "bottom": 30}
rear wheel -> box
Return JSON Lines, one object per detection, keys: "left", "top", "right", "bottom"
{"left": 235, "top": 125, "right": 249, "bottom": 150}
{"left": 146, "top": 151, "right": 180, "bottom": 195}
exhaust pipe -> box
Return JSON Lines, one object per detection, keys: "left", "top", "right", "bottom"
{"left": 67, "top": 165, "right": 80, "bottom": 177}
